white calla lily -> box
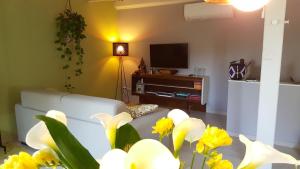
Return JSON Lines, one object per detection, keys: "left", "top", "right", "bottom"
{"left": 26, "top": 110, "right": 67, "bottom": 150}
{"left": 99, "top": 139, "right": 180, "bottom": 169}
{"left": 238, "top": 135, "right": 299, "bottom": 169}
{"left": 167, "top": 109, "right": 189, "bottom": 125}
{"left": 100, "top": 149, "right": 127, "bottom": 169}
{"left": 92, "top": 112, "right": 133, "bottom": 148}
{"left": 33, "top": 147, "right": 60, "bottom": 167}
{"left": 172, "top": 118, "right": 205, "bottom": 157}
{"left": 126, "top": 139, "right": 180, "bottom": 169}
{"left": 167, "top": 109, "right": 206, "bottom": 157}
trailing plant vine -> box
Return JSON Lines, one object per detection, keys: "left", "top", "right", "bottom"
{"left": 55, "top": 0, "right": 87, "bottom": 91}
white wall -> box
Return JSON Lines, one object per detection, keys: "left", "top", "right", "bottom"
{"left": 282, "top": 0, "right": 300, "bottom": 81}
{"left": 117, "top": 0, "right": 300, "bottom": 114}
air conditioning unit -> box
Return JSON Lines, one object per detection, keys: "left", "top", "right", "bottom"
{"left": 184, "top": 3, "right": 234, "bottom": 21}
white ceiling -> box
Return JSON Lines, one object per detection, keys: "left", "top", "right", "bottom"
{"left": 88, "top": 0, "right": 200, "bottom": 10}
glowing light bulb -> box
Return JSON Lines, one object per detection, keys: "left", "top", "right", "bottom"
{"left": 230, "top": 0, "right": 270, "bottom": 12}
{"left": 116, "top": 45, "right": 125, "bottom": 55}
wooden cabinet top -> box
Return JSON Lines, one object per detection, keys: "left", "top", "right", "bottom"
{"left": 132, "top": 74, "right": 204, "bottom": 82}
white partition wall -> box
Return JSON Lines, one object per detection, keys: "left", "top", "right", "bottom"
{"left": 256, "top": 0, "right": 287, "bottom": 169}
{"left": 227, "top": 81, "right": 300, "bottom": 148}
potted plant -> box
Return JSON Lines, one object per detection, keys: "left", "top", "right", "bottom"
{"left": 55, "top": 0, "right": 87, "bottom": 91}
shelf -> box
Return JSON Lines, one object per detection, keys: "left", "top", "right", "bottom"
{"left": 144, "top": 83, "right": 200, "bottom": 90}
{"left": 132, "top": 73, "right": 206, "bottom": 112}
{"left": 132, "top": 92, "right": 201, "bottom": 103}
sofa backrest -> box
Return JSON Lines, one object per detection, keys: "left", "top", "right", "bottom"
{"left": 20, "top": 89, "right": 127, "bottom": 123}
{"left": 58, "top": 94, "right": 127, "bottom": 122}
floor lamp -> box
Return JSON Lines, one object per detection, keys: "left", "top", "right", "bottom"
{"left": 113, "top": 42, "right": 130, "bottom": 103}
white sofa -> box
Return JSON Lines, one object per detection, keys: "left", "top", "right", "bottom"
{"left": 15, "top": 89, "right": 169, "bottom": 158}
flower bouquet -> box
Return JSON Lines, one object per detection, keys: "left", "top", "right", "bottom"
{"left": 1, "top": 109, "right": 299, "bottom": 169}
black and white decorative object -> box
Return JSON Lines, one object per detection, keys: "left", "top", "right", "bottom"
{"left": 229, "top": 59, "right": 247, "bottom": 80}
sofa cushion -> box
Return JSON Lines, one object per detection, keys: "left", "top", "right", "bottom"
{"left": 21, "top": 89, "right": 69, "bottom": 112}
{"left": 127, "top": 104, "right": 159, "bottom": 119}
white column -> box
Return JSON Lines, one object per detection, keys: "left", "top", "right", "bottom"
{"left": 256, "top": 0, "right": 287, "bottom": 169}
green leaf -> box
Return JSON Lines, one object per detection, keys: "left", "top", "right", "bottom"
{"left": 115, "top": 124, "right": 141, "bottom": 152}
{"left": 36, "top": 115, "right": 99, "bottom": 169}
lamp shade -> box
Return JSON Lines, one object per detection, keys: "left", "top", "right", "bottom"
{"left": 113, "top": 42, "right": 129, "bottom": 56}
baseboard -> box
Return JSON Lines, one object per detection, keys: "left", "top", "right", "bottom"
{"left": 206, "top": 111, "right": 227, "bottom": 116}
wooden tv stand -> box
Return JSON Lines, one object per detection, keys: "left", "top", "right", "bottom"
{"left": 131, "top": 74, "right": 208, "bottom": 113}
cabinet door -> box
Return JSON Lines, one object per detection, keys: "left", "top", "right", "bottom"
{"left": 226, "top": 81, "right": 259, "bottom": 137}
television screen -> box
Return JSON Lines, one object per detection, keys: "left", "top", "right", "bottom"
{"left": 150, "top": 43, "right": 188, "bottom": 69}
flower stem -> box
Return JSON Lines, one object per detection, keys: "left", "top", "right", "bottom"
{"left": 201, "top": 157, "right": 207, "bottom": 169}
{"left": 190, "top": 151, "right": 196, "bottom": 169}
{"left": 180, "top": 160, "right": 185, "bottom": 169}
{"left": 159, "top": 136, "right": 163, "bottom": 142}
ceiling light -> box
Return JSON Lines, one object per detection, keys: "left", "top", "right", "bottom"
{"left": 204, "top": 0, "right": 271, "bottom": 12}
{"left": 230, "top": 0, "right": 270, "bottom": 12}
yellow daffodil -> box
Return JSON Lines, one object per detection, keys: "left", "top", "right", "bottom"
{"left": 152, "top": 117, "right": 174, "bottom": 141}
{"left": 198, "top": 126, "right": 232, "bottom": 151}
{"left": 26, "top": 110, "right": 67, "bottom": 150}
{"left": 212, "top": 160, "right": 233, "bottom": 169}
{"left": 0, "top": 152, "right": 38, "bottom": 169}
{"left": 206, "top": 153, "right": 223, "bottom": 168}
{"left": 167, "top": 109, "right": 206, "bottom": 157}
{"left": 196, "top": 140, "right": 205, "bottom": 154}
{"left": 196, "top": 126, "right": 233, "bottom": 169}
{"left": 238, "top": 135, "right": 299, "bottom": 169}
{"left": 99, "top": 139, "right": 180, "bottom": 169}
{"left": 33, "top": 147, "right": 60, "bottom": 167}
{"left": 205, "top": 152, "right": 233, "bottom": 169}
{"left": 92, "top": 112, "right": 133, "bottom": 149}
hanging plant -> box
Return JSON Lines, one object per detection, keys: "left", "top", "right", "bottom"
{"left": 55, "top": 0, "right": 87, "bottom": 91}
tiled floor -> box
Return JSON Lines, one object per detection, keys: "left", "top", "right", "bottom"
{"left": 1, "top": 112, "right": 299, "bottom": 169}
{"left": 185, "top": 111, "right": 300, "bottom": 169}
{"left": 0, "top": 142, "right": 34, "bottom": 163}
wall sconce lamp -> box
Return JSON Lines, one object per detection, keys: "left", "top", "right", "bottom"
{"left": 113, "top": 42, "right": 130, "bottom": 103}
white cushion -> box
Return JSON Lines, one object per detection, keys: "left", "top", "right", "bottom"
{"left": 127, "top": 104, "right": 159, "bottom": 119}
{"left": 21, "top": 89, "right": 69, "bottom": 112}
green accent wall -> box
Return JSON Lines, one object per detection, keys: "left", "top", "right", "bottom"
{"left": 0, "top": 0, "right": 119, "bottom": 142}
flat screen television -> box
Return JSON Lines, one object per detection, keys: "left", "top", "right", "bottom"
{"left": 150, "top": 43, "right": 188, "bottom": 69}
